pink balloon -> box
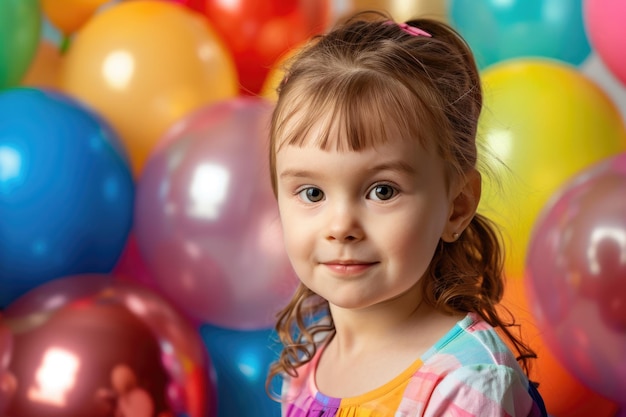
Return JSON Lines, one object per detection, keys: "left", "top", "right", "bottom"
{"left": 526, "top": 152, "right": 626, "bottom": 405}
{"left": 585, "top": 0, "right": 626, "bottom": 86}
{"left": 135, "top": 97, "right": 297, "bottom": 329}
{"left": 2, "top": 274, "right": 216, "bottom": 417}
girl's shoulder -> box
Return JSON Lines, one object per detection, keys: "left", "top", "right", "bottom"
{"left": 422, "top": 312, "right": 523, "bottom": 370}
{"left": 280, "top": 313, "right": 547, "bottom": 417}
{"left": 407, "top": 312, "right": 546, "bottom": 417}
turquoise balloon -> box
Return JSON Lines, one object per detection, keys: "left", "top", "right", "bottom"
{"left": 0, "top": 0, "right": 41, "bottom": 88}
{"left": 448, "top": 0, "right": 591, "bottom": 69}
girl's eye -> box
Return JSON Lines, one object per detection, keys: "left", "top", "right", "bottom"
{"left": 368, "top": 184, "right": 397, "bottom": 201}
{"left": 298, "top": 187, "right": 325, "bottom": 203}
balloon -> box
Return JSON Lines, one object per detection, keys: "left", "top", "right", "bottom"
{"left": 2, "top": 274, "right": 216, "bottom": 417}
{"left": 113, "top": 234, "right": 157, "bottom": 291}
{"left": 0, "top": 88, "right": 134, "bottom": 307}
{"left": 351, "top": 0, "right": 447, "bottom": 22}
{"left": 0, "top": 318, "right": 16, "bottom": 415}
{"left": 584, "top": 0, "right": 626, "bottom": 86}
{"left": 135, "top": 97, "right": 298, "bottom": 329}
{"left": 42, "top": 16, "right": 63, "bottom": 47}
{"left": 260, "top": 45, "right": 301, "bottom": 101}
{"left": 184, "top": 0, "right": 329, "bottom": 95}
{"left": 21, "top": 41, "right": 63, "bottom": 89}
{"left": 201, "top": 324, "right": 281, "bottom": 417}
{"left": 449, "top": 0, "right": 591, "bottom": 69}
{"left": 526, "top": 152, "right": 626, "bottom": 405}
{"left": 60, "top": 0, "right": 238, "bottom": 176}
{"left": 477, "top": 59, "right": 626, "bottom": 279}
{"left": 501, "top": 278, "right": 619, "bottom": 417}
{"left": 581, "top": 54, "right": 626, "bottom": 123}
{"left": 0, "top": 0, "right": 41, "bottom": 88}
{"left": 41, "top": 0, "right": 111, "bottom": 36}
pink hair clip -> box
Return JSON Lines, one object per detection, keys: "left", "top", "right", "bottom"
{"left": 397, "top": 22, "right": 432, "bottom": 38}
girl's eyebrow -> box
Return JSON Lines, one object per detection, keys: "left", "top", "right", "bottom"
{"left": 369, "top": 160, "right": 416, "bottom": 176}
{"left": 278, "top": 160, "right": 416, "bottom": 180}
{"left": 278, "top": 168, "right": 317, "bottom": 179}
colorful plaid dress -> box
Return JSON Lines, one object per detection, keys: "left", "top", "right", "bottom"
{"left": 281, "top": 313, "right": 547, "bottom": 417}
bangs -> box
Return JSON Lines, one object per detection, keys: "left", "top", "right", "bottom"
{"left": 273, "top": 70, "right": 431, "bottom": 152}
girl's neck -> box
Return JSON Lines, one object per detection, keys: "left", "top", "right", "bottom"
{"left": 316, "top": 296, "right": 464, "bottom": 398}
{"left": 327, "top": 286, "right": 439, "bottom": 355}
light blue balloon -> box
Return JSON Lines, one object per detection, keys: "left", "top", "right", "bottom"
{"left": 448, "top": 0, "right": 591, "bottom": 69}
{"left": 0, "top": 88, "right": 134, "bottom": 307}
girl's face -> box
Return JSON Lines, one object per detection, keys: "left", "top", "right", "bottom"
{"left": 275, "top": 128, "right": 459, "bottom": 312}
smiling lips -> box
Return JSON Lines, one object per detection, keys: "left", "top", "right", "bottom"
{"left": 322, "top": 260, "right": 378, "bottom": 275}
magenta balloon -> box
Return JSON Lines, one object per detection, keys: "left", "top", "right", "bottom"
{"left": 526, "top": 152, "right": 626, "bottom": 404}
{"left": 2, "top": 274, "right": 216, "bottom": 417}
{"left": 134, "top": 97, "right": 297, "bottom": 329}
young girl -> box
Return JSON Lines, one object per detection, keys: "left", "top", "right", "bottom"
{"left": 266, "top": 11, "right": 548, "bottom": 417}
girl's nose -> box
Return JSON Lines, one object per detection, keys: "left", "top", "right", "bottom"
{"left": 325, "top": 202, "right": 364, "bottom": 243}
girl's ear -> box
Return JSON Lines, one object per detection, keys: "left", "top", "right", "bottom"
{"left": 442, "top": 169, "right": 481, "bottom": 242}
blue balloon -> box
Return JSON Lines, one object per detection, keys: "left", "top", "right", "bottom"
{"left": 0, "top": 88, "right": 134, "bottom": 307}
{"left": 200, "top": 324, "right": 281, "bottom": 417}
{"left": 448, "top": 0, "right": 591, "bottom": 69}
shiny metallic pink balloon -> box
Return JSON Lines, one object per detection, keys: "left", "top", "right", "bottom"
{"left": 1, "top": 274, "right": 216, "bottom": 417}
{"left": 526, "top": 152, "right": 626, "bottom": 405}
{"left": 135, "top": 97, "right": 297, "bottom": 329}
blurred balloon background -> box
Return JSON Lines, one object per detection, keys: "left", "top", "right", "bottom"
{"left": 477, "top": 58, "right": 626, "bottom": 280}
{"left": 134, "top": 97, "right": 298, "bottom": 330}
{"left": 0, "top": 88, "right": 134, "bottom": 308}
{"left": 0, "top": 0, "right": 41, "bottom": 89}
{"left": 2, "top": 275, "right": 215, "bottom": 417}
{"left": 526, "top": 153, "right": 626, "bottom": 405}
{"left": 60, "top": 0, "right": 239, "bottom": 176}
{"left": 0, "top": 0, "right": 625, "bottom": 416}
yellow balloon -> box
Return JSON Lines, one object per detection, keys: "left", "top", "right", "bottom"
{"left": 60, "top": 0, "right": 238, "bottom": 176}
{"left": 350, "top": 0, "right": 448, "bottom": 22}
{"left": 42, "top": 0, "right": 111, "bottom": 35}
{"left": 478, "top": 59, "right": 626, "bottom": 278}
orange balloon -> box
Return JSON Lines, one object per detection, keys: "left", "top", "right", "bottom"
{"left": 501, "top": 278, "right": 619, "bottom": 417}
{"left": 41, "top": 0, "right": 111, "bottom": 35}
{"left": 21, "top": 40, "right": 63, "bottom": 88}
{"left": 60, "top": 1, "right": 238, "bottom": 176}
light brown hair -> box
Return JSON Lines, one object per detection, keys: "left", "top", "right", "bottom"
{"left": 266, "top": 11, "right": 536, "bottom": 393}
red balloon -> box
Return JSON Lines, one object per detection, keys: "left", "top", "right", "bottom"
{"left": 184, "top": 0, "right": 329, "bottom": 94}
{"left": 526, "top": 152, "right": 626, "bottom": 405}
{"left": 1, "top": 275, "right": 216, "bottom": 417}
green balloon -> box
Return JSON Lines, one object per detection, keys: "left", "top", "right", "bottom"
{"left": 0, "top": 0, "right": 41, "bottom": 89}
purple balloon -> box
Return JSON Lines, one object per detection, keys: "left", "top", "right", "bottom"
{"left": 526, "top": 152, "right": 626, "bottom": 405}
{"left": 135, "top": 97, "right": 297, "bottom": 329}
